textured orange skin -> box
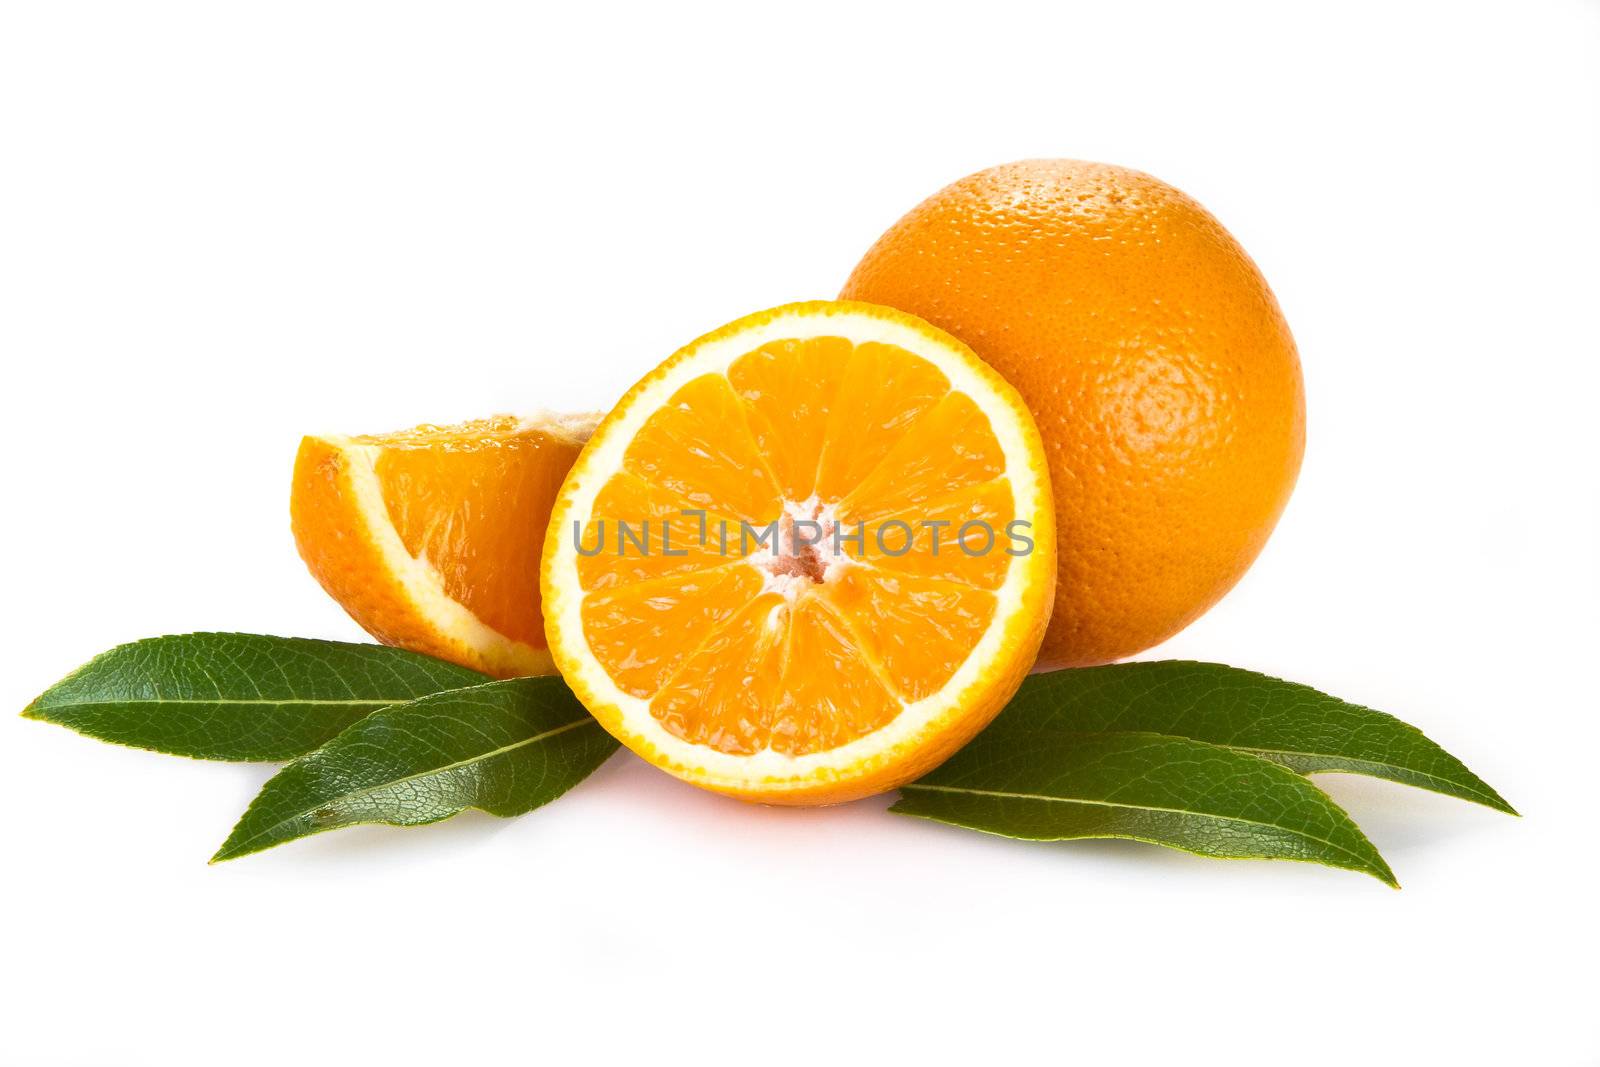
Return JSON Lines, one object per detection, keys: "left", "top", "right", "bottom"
{"left": 842, "top": 160, "right": 1306, "bottom": 668}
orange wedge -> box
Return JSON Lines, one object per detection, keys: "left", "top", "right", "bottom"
{"left": 542, "top": 302, "right": 1055, "bottom": 804}
{"left": 292, "top": 412, "right": 598, "bottom": 677}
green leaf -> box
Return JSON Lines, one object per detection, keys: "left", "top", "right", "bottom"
{"left": 894, "top": 731, "right": 1397, "bottom": 886}
{"left": 211, "top": 676, "right": 618, "bottom": 861}
{"left": 979, "top": 662, "right": 1514, "bottom": 814}
{"left": 22, "top": 633, "right": 489, "bottom": 761}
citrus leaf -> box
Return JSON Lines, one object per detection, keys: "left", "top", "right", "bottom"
{"left": 22, "top": 633, "right": 489, "bottom": 761}
{"left": 894, "top": 731, "right": 1397, "bottom": 886}
{"left": 981, "top": 662, "right": 1514, "bottom": 814}
{"left": 211, "top": 676, "right": 617, "bottom": 861}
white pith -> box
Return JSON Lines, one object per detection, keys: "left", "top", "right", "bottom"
{"left": 544, "top": 305, "right": 1050, "bottom": 790}
{"left": 522, "top": 410, "right": 603, "bottom": 448}
{"left": 753, "top": 497, "right": 850, "bottom": 601}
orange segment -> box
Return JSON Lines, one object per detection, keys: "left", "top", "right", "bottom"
{"left": 579, "top": 564, "right": 763, "bottom": 698}
{"left": 820, "top": 567, "right": 997, "bottom": 701}
{"left": 542, "top": 301, "right": 1056, "bottom": 805}
{"left": 728, "top": 336, "right": 852, "bottom": 501}
{"left": 650, "top": 594, "right": 789, "bottom": 755}
{"left": 838, "top": 390, "right": 1006, "bottom": 522}
{"left": 771, "top": 599, "right": 900, "bottom": 756}
{"left": 813, "top": 341, "right": 951, "bottom": 502}
{"left": 578, "top": 471, "right": 750, "bottom": 591}
{"left": 364, "top": 417, "right": 570, "bottom": 647}
{"left": 292, "top": 412, "right": 598, "bottom": 677}
{"left": 622, "top": 373, "right": 783, "bottom": 523}
{"left": 844, "top": 478, "right": 1017, "bottom": 590}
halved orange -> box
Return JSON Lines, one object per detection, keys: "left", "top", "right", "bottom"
{"left": 542, "top": 301, "right": 1055, "bottom": 804}
{"left": 292, "top": 412, "right": 598, "bottom": 677}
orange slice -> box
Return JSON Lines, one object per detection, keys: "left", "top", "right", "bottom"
{"left": 542, "top": 302, "right": 1055, "bottom": 804}
{"left": 292, "top": 412, "right": 598, "bottom": 677}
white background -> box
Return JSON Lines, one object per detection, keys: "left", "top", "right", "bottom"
{"left": 3, "top": 2, "right": 1596, "bottom": 1064}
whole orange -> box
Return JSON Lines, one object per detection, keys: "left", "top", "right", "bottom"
{"left": 841, "top": 159, "right": 1305, "bottom": 668}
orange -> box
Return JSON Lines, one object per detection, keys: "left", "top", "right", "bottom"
{"left": 291, "top": 412, "right": 598, "bottom": 677}
{"left": 842, "top": 159, "right": 1305, "bottom": 668}
{"left": 541, "top": 301, "right": 1055, "bottom": 804}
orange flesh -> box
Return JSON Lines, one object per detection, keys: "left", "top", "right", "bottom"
{"left": 577, "top": 339, "right": 1013, "bottom": 756}
{"left": 363, "top": 416, "right": 584, "bottom": 648}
